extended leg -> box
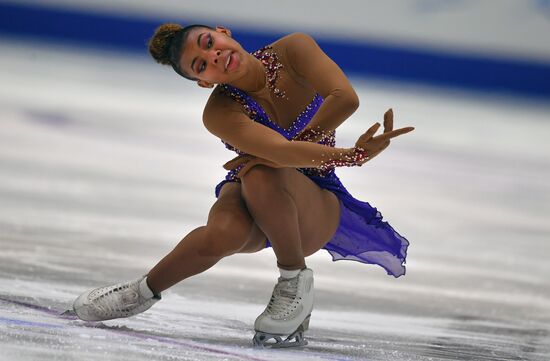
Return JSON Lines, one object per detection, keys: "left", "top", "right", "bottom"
{"left": 71, "top": 182, "right": 268, "bottom": 321}
{"left": 147, "top": 182, "right": 267, "bottom": 294}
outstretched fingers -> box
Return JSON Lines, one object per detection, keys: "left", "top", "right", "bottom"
{"left": 355, "top": 122, "right": 381, "bottom": 147}
{"left": 383, "top": 108, "right": 393, "bottom": 132}
{"left": 374, "top": 126, "right": 414, "bottom": 142}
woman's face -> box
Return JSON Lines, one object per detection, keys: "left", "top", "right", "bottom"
{"left": 178, "top": 27, "right": 248, "bottom": 86}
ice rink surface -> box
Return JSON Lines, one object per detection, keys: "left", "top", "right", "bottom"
{"left": 1, "top": 39, "right": 549, "bottom": 360}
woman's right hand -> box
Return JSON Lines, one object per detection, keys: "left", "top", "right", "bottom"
{"left": 223, "top": 154, "right": 286, "bottom": 179}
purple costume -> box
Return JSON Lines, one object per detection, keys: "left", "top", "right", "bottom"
{"left": 214, "top": 48, "right": 409, "bottom": 278}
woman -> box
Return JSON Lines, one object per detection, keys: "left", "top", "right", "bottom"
{"left": 71, "top": 23, "right": 414, "bottom": 348}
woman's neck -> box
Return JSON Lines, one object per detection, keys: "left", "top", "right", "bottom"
{"left": 227, "top": 54, "right": 267, "bottom": 95}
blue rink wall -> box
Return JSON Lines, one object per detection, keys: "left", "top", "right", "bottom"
{"left": 1, "top": 1, "right": 550, "bottom": 100}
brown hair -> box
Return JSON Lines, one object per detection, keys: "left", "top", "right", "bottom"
{"left": 148, "top": 23, "right": 212, "bottom": 80}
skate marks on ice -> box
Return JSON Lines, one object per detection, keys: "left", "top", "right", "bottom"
{"left": 0, "top": 296, "right": 290, "bottom": 361}
{"left": 0, "top": 293, "right": 369, "bottom": 361}
{"left": 404, "top": 320, "right": 549, "bottom": 361}
{"left": 1, "top": 292, "right": 549, "bottom": 361}
{"left": 309, "top": 307, "right": 550, "bottom": 361}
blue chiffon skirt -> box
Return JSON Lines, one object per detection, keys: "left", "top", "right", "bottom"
{"left": 215, "top": 169, "right": 409, "bottom": 278}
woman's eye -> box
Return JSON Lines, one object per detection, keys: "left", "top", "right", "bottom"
{"left": 199, "top": 62, "right": 206, "bottom": 72}
{"left": 207, "top": 37, "right": 213, "bottom": 48}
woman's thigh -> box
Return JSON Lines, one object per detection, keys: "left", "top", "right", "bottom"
{"left": 243, "top": 166, "right": 341, "bottom": 257}
{"left": 207, "top": 182, "right": 267, "bottom": 255}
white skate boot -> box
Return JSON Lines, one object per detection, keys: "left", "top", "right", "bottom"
{"left": 72, "top": 275, "right": 161, "bottom": 321}
{"left": 253, "top": 268, "right": 314, "bottom": 348}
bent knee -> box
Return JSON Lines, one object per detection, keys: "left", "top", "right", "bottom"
{"left": 242, "top": 164, "right": 273, "bottom": 180}
{"left": 200, "top": 225, "right": 244, "bottom": 258}
{"left": 242, "top": 165, "right": 290, "bottom": 187}
{"left": 199, "top": 211, "right": 250, "bottom": 258}
{"left": 241, "top": 165, "right": 287, "bottom": 203}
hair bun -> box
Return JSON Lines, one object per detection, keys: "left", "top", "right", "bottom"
{"left": 148, "top": 23, "right": 184, "bottom": 65}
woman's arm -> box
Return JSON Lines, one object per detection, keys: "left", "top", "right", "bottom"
{"left": 203, "top": 105, "right": 354, "bottom": 169}
{"left": 284, "top": 32, "right": 360, "bottom": 134}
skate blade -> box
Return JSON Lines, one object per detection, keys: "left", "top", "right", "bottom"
{"left": 253, "top": 332, "right": 307, "bottom": 348}
{"left": 253, "top": 315, "right": 310, "bottom": 348}
{"left": 268, "top": 339, "right": 307, "bottom": 349}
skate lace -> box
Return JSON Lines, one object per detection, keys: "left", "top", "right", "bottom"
{"left": 92, "top": 282, "right": 141, "bottom": 317}
{"left": 266, "top": 276, "right": 299, "bottom": 317}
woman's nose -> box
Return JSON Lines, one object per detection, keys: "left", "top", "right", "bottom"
{"left": 212, "top": 50, "right": 221, "bottom": 64}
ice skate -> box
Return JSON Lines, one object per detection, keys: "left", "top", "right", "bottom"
{"left": 253, "top": 268, "right": 314, "bottom": 348}
{"left": 72, "top": 275, "right": 161, "bottom": 321}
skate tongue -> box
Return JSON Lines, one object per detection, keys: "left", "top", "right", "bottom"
{"left": 277, "top": 277, "right": 298, "bottom": 299}
{"left": 279, "top": 289, "right": 296, "bottom": 299}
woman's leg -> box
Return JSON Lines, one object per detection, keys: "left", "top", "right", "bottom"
{"left": 73, "top": 168, "right": 339, "bottom": 325}
{"left": 146, "top": 182, "right": 267, "bottom": 294}
{"left": 241, "top": 165, "right": 340, "bottom": 344}
{"left": 240, "top": 165, "right": 341, "bottom": 271}
{"left": 147, "top": 165, "right": 340, "bottom": 294}
{"left": 72, "top": 182, "right": 271, "bottom": 322}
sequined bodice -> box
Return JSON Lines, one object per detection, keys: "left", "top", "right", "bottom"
{"left": 219, "top": 46, "right": 336, "bottom": 179}
{"left": 220, "top": 84, "right": 324, "bottom": 148}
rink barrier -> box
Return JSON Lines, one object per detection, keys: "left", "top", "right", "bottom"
{"left": 1, "top": 2, "right": 549, "bottom": 100}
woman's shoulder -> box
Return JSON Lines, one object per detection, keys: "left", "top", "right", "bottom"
{"left": 271, "top": 33, "right": 322, "bottom": 82}
{"left": 272, "top": 32, "right": 318, "bottom": 54}
{"left": 274, "top": 32, "right": 316, "bottom": 46}
{"left": 202, "top": 86, "right": 240, "bottom": 127}
{"left": 205, "top": 85, "right": 236, "bottom": 110}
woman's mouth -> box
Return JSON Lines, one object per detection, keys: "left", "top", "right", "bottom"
{"left": 225, "top": 52, "right": 238, "bottom": 71}
{"left": 225, "top": 53, "right": 231, "bottom": 69}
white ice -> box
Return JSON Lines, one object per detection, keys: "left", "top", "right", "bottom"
{"left": 0, "top": 39, "right": 549, "bottom": 360}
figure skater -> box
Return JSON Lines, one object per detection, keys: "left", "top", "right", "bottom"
{"left": 70, "top": 23, "right": 414, "bottom": 348}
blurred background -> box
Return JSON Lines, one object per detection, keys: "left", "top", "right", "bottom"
{"left": 1, "top": 1, "right": 549, "bottom": 360}
{"left": 2, "top": 0, "right": 550, "bottom": 97}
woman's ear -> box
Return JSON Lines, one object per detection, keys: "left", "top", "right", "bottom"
{"left": 215, "top": 26, "right": 232, "bottom": 37}
{"left": 197, "top": 80, "right": 214, "bottom": 88}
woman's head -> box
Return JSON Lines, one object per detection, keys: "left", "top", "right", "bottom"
{"left": 149, "top": 23, "right": 249, "bottom": 88}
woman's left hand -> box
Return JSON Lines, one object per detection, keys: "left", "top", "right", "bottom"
{"left": 353, "top": 109, "right": 414, "bottom": 165}
{"left": 223, "top": 154, "right": 286, "bottom": 179}
{"left": 358, "top": 108, "right": 395, "bottom": 161}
